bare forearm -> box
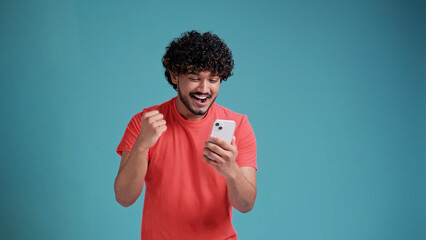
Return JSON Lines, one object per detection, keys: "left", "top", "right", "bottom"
{"left": 114, "top": 145, "right": 148, "bottom": 207}
{"left": 226, "top": 168, "right": 257, "bottom": 213}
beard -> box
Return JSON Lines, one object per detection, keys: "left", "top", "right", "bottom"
{"left": 177, "top": 83, "right": 216, "bottom": 116}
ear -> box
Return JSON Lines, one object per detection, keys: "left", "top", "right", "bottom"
{"left": 170, "top": 72, "right": 178, "bottom": 85}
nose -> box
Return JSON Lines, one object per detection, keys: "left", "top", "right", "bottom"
{"left": 198, "top": 79, "right": 209, "bottom": 93}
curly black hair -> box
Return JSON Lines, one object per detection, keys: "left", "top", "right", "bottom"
{"left": 162, "top": 30, "right": 234, "bottom": 90}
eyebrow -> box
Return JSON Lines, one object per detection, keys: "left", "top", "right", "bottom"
{"left": 187, "top": 72, "right": 201, "bottom": 75}
{"left": 188, "top": 73, "right": 220, "bottom": 78}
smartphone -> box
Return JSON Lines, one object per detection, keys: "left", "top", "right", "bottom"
{"left": 210, "top": 119, "right": 236, "bottom": 144}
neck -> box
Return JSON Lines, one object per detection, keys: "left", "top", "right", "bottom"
{"left": 175, "top": 97, "right": 207, "bottom": 121}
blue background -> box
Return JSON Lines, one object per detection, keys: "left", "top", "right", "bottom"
{"left": 1, "top": 0, "right": 425, "bottom": 239}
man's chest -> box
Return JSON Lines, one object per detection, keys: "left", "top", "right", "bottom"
{"left": 145, "top": 122, "right": 223, "bottom": 187}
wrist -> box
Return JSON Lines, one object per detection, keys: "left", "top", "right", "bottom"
{"left": 133, "top": 139, "right": 150, "bottom": 154}
{"left": 134, "top": 136, "right": 151, "bottom": 152}
{"left": 225, "top": 164, "right": 241, "bottom": 181}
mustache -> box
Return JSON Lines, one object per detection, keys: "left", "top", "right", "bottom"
{"left": 190, "top": 92, "right": 212, "bottom": 98}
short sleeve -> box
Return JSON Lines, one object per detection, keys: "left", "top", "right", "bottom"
{"left": 235, "top": 115, "right": 257, "bottom": 170}
{"left": 116, "top": 113, "right": 142, "bottom": 157}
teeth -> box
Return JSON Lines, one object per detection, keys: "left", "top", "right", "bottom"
{"left": 194, "top": 96, "right": 207, "bottom": 100}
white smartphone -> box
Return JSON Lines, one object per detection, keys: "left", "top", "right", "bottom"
{"left": 210, "top": 119, "right": 236, "bottom": 144}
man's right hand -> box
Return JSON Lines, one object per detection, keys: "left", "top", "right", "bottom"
{"left": 135, "top": 110, "right": 167, "bottom": 150}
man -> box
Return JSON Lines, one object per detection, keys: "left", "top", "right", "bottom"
{"left": 114, "top": 30, "right": 257, "bottom": 240}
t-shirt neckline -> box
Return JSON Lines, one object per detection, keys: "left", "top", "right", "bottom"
{"left": 171, "top": 97, "right": 215, "bottom": 128}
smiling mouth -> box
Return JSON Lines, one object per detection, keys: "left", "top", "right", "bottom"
{"left": 191, "top": 94, "right": 210, "bottom": 104}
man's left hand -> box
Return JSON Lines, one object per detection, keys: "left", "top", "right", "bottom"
{"left": 203, "top": 136, "right": 239, "bottom": 178}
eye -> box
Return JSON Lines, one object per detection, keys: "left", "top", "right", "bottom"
{"left": 190, "top": 78, "right": 199, "bottom": 81}
{"left": 209, "top": 79, "right": 219, "bottom": 84}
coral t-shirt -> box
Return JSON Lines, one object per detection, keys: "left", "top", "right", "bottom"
{"left": 116, "top": 97, "right": 257, "bottom": 240}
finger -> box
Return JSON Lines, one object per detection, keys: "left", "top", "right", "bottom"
{"left": 149, "top": 113, "right": 164, "bottom": 122}
{"left": 204, "top": 141, "right": 225, "bottom": 157}
{"left": 153, "top": 119, "right": 166, "bottom": 128}
{"left": 158, "top": 125, "right": 167, "bottom": 133}
{"left": 202, "top": 154, "right": 219, "bottom": 166}
{"left": 231, "top": 136, "right": 236, "bottom": 146}
{"left": 210, "top": 135, "right": 233, "bottom": 151}
{"left": 143, "top": 110, "right": 160, "bottom": 118}
{"left": 203, "top": 147, "right": 222, "bottom": 162}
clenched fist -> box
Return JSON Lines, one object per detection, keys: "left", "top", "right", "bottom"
{"left": 135, "top": 110, "right": 167, "bottom": 150}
